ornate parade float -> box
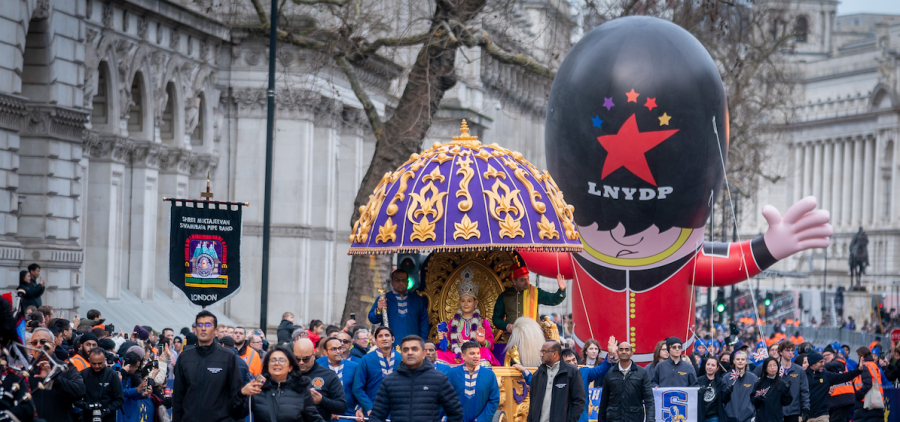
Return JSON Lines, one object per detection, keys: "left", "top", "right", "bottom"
{"left": 348, "top": 120, "right": 582, "bottom": 422}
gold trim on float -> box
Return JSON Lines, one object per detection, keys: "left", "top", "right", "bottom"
{"left": 580, "top": 227, "right": 693, "bottom": 267}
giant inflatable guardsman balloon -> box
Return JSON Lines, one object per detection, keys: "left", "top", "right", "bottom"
{"left": 520, "top": 16, "right": 833, "bottom": 363}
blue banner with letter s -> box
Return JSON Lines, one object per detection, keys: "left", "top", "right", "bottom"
{"left": 886, "top": 387, "right": 900, "bottom": 422}
{"left": 588, "top": 387, "right": 700, "bottom": 422}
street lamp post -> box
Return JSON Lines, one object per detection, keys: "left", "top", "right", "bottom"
{"left": 260, "top": 0, "right": 278, "bottom": 333}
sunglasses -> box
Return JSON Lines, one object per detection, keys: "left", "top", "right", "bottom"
{"left": 341, "top": 339, "right": 351, "bottom": 344}
{"left": 29, "top": 339, "right": 50, "bottom": 346}
{"left": 298, "top": 356, "right": 313, "bottom": 363}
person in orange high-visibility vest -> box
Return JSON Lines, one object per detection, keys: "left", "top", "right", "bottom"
{"left": 69, "top": 332, "right": 99, "bottom": 371}
{"left": 852, "top": 347, "right": 884, "bottom": 422}
{"left": 868, "top": 338, "right": 882, "bottom": 353}
{"left": 791, "top": 331, "right": 804, "bottom": 345}
{"left": 234, "top": 327, "right": 262, "bottom": 376}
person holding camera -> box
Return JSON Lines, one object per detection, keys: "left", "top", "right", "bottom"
{"left": 118, "top": 351, "right": 156, "bottom": 422}
{"left": 79, "top": 347, "right": 124, "bottom": 422}
{"left": 28, "top": 327, "right": 85, "bottom": 422}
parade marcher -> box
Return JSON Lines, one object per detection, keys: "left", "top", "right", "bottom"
{"left": 28, "top": 328, "right": 85, "bottom": 422}
{"left": 368, "top": 335, "right": 463, "bottom": 422}
{"left": 516, "top": 337, "right": 617, "bottom": 422}
{"left": 698, "top": 355, "right": 732, "bottom": 422}
{"left": 294, "top": 338, "right": 347, "bottom": 420}
{"left": 425, "top": 341, "right": 438, "bottom": 364}
{"left": 436, "top": 275, "right": 500, "bottom": 365}
{"left": 353, "top": 326, "right": 400, "bottom": 421}
{"left": 771, "top": 342, "right": 810, "bottom": 422}
{"left": 853, "top": 347, "right": 885, "bottom": 422}
{"left": 651, "top": 337, "right": 698, "bottom": 387}
{"left": 825, "top": 344, "right": 856, "bottom": 422}
{"left": 527, "top": 340, "right": 585, "bottom": 422}
{"left": 646, "top": 340, "right": 669, "bottom": 375}
{"left": 446, "top": 340, "right": 500, "bottom": 422}
{"left": 172, "top": 310, "right": 242, "bottom": 422}
{"left": 582, "top": 339, "right": 602, "bottom": 367}
{"left": 277, "top": 312, "right": 302, "bottom": 345}
{"left": 598, "top": 341, "right": 653, "bottom": 422}
{"left": 368, "top": 270, "right": 430, "bottom": 347}
{"left": 491, "top": 263, "right": 566, "bottom": 336}
{"left": 350, "top": 329, "right": 370, "bottom": 359}
{"left": 316, "top": 336, "right": 359, "bottom": 418}
{"left": 234, "top": 346, "right": 325, "bottom": 422}
{"left": 725, "top": 351, "right": 758, "bottom": 422}
{"left": 805, "top": 352, "right": 861, "bottom": 422}
{"left": 751, "top": 358, "right": 794, "bottom": 422}
{"left": 79, "top": 348, "right": 124, "bottom": 422}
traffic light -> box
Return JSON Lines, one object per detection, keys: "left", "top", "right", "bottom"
{"left": 764, "top": 292, "right": 773, "bottom": 306}
{"left": 715, "top": 288, "right": 726, "bottom": 313}
{"left": 397, "top": 253, "right": 425, "bottom": 290}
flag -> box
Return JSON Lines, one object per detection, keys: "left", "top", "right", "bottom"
{"left": 1, "top": 292, "right": 25, "bottom": 344}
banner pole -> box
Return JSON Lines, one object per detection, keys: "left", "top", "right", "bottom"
{"left": 260, "top": 0, "right": 278, "bottom": 335}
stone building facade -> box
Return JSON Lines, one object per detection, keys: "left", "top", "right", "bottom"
{"left": 0, "top": 0, "right": 570, "bottom": 328}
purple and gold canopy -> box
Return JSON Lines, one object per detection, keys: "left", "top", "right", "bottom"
{"left": 348, "top": 121, "right": 582, "bottom": 255}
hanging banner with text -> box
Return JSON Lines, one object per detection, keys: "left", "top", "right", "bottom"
{"left": 168, "top": 200, "right": 243, "bottom": 307}
{"left": 587, "top": 387, "right": 700, "bottom": 422}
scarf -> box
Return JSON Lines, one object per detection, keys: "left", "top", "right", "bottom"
{"left": 376, "top": 348, "right": 394, "bottom": 376}
{"left": 464, "top": 365, "right": 479, "bottom": 397}
{"left": 329, "top": 361, "right": 344, "bottom": 386}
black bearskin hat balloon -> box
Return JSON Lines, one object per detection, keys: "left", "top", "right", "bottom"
{"left": 546, "top": 16, "right": 728, "bottom": 236}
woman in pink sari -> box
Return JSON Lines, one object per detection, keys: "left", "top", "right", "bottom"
{"left": 436, "top": 269, "right": 500, "bottom": 366}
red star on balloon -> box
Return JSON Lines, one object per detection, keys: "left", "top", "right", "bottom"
{"left": 597, "top": 114, "right": 679, "bottom": 186}
{"left": 644, "top": 97, "right": 657, "bottom": 110}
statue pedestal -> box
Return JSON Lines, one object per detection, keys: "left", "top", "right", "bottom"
{"left": 844, "top": 291, "right": 872, "bottom": 329}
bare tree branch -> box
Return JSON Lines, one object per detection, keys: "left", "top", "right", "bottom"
{"left": 334, "top": 55, "right": 385, "bottom": 142}
{"left": 291, "top": 0, "right": 346, "bottom": 6}
{"left": 462, "top": 28, "right": 556, "bottom": 79}
{"left": 249, "top": 0, "right": 269, "bottom": 27}
{"left": 346, "top": 32, "right": 434, "bottom": 62}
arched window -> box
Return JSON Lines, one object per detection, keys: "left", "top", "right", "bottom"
{"left": 795, "top": 16, "right": 808, "bottom": 43}
{"left": 127, "top": 73, "right": 143, "bottom": 134}
{"left": 161, "top": 82, "right": 176, "bottom": 143}
{"left": 91, "top": 63, "right": 110, "bottom": 125}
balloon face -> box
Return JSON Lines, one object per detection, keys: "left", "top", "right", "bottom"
{"left": 546, "top": 16, "right": 728, "bottom": 269}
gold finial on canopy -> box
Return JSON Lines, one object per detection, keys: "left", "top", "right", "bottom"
{"left": 451, "top": 119, "right": 481, "bottom": 148}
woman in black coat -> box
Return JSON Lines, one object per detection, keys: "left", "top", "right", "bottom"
{"left": 699, "top": 356, "right": 732, "bottom": 422}
{"left": 235, "top": 346, "right": 324, "bottom": 422}
{"left": 751, "top": 357, "right": 793, "bottom": 422}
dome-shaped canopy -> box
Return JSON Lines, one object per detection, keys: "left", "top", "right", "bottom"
{"left": 348, "top": 120, "right": 582, "bottom": 255}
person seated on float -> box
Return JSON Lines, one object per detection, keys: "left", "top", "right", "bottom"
{"left": 491, "top": 262, "right": 566, "bottom": 338}
{"left": 436, "top": 269, "right": 500, "bottom": 366}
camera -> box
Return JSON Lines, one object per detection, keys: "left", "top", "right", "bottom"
{"left": 86, "top": 403, "right": 105, "bottom": 422}
{"left": 103, "top": 350, "right": 117, "bottom": 366}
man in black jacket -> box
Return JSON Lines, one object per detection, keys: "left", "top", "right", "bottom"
{"left": 79, "top": 348, "right": 124, "bottom": 422}
{"left": 277, "top": 312, "right": 301, "bottom": 345}
{"left": 172, "top": 310, "right": 243, "bottom": 422}
{"left": 527, "top": 340, "right": 585, "bottom": 422}
{"left": 805, "top": 352, "right": 861, "bottom": 422}
{"left": 294, "top": 338, "right": 347, "bottom": 419}
{"left": 28, "top": 328, "right": 85, "bottom": 422}
{"left": 598, "top": 342, "right": 654, "bottom": 422}
{"left": 369, "top": 335, "right": 463, "bottom": 422}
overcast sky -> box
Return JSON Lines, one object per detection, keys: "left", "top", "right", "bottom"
{"left": 838, "top": 0, "right": 900, "bottom": 15}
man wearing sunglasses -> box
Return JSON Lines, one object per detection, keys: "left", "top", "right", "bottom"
{"left": 172, "top": 310, "right": 243, "bottom": 422}
{"left": 315, "top": 336, "right": 360, "bottom": 418}
{"left": 650, "top": 337, "right": 698, "bottom": 388}
{"left": 294, "top": 337, "right": 347, "bottom": 420}
{"left": 28, "top": 327, "right": 86, "bottom": 422}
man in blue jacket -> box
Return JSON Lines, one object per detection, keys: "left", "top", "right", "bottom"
{"left": 446, "top": 341, "right": 499, "bottom": 422}
{"left": 317, "top": 337, "right": 360, "bottom": 417}
{"left": 368, "top": 270, "right": 429, "bottom": 346}
{"left": 353, "top": 326, "right": 400, "bottom": 420}
{"left": 369, "top": 335, "right": 463, "bottom": 422}
{"left": 118, "top": 351, "right": 153, "bottom": 422}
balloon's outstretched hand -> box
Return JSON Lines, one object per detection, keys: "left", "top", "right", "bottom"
{"left": 762, "top": 196, "right": 832, "bottom": 260}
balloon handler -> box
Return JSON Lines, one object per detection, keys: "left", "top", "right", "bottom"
{"left": 520, "top": 16, "right": 833, "bottom": 364}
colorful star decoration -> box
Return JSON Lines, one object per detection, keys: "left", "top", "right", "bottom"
{"left": 596, "top": 114, "right": 679, "bottom": 186}
{"left": 658, "top": 113, "right": 672, "bottom": 126}
{"left": 603, "top": 97, "right": 615, "bottom": 110}
{"left": 626, "top": 89, "right": 640, "bottom": 103}
{"left": 592, "top": 116, "right": 604, "bottom": 128}
{"left": 644, "top": 97, "right": 657, "bottom": 111}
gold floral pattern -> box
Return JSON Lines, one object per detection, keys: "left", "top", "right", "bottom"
{"left": 542, "top": 171, "right": 579, "bottom": 240}
{"left": 386, "top": 170, "right": 416, "bottom": 216}
{"left": 375, "top": 217, "right": 397, "bottom": 243}
{"left": 453, "top": 214, "right": 480, "bottom": 240}
{"left": 484, "top": 180, "right": 525, "bottom": 239}
{"left": 536, "top": 214, "right": 559, "bottom": 240}
{"left": 455, "top": 153, "right": 475, "bottom": 212}
{"left": 407, "top": 167, "right": 448, "bottom": 242}
{"left": 483, "top": 164, "right": 506, "bottom": 180}
{"left": 350, "top": 172, "right": 391, "bottom": 243}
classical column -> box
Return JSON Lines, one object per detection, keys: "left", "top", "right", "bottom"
{"left": 804, "top": 143, "right": 814, "bottom": 198}
{"left": 831, "top": 141, "right": 844, "bottom": 226}
{"left": 842, "top": 139, "right": 854, "bottom": 229}
{"left": 0, "top": 93, "right": 27, "bottom": 282}
{"left": 892, "top": 130, "right": 900, "bottom": 226}
{"left": 310, "top": 100, "right": 340, "bottom": 322}
{"left": 124, "top": 142, "right": 165, "bottom": 299}
{"left": 821, "top": 141, "right": 833, "bottom": 211}
{"left": 794, "top": 144, "right": 804, "bottom": 204}
{"left": 852, "top": 137, "right": 864, "bottom": 227}
{"left": 863, "top": 135, "right": 876, "bottom": 227}
{"left": 83, "top": 134, "right": 133, "bottom": 299}
{"left": 813, "top": 141, "right": 823, "bottom": 201}
{"left": 335, "top": 109, "right": 367, "bottom": 322}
